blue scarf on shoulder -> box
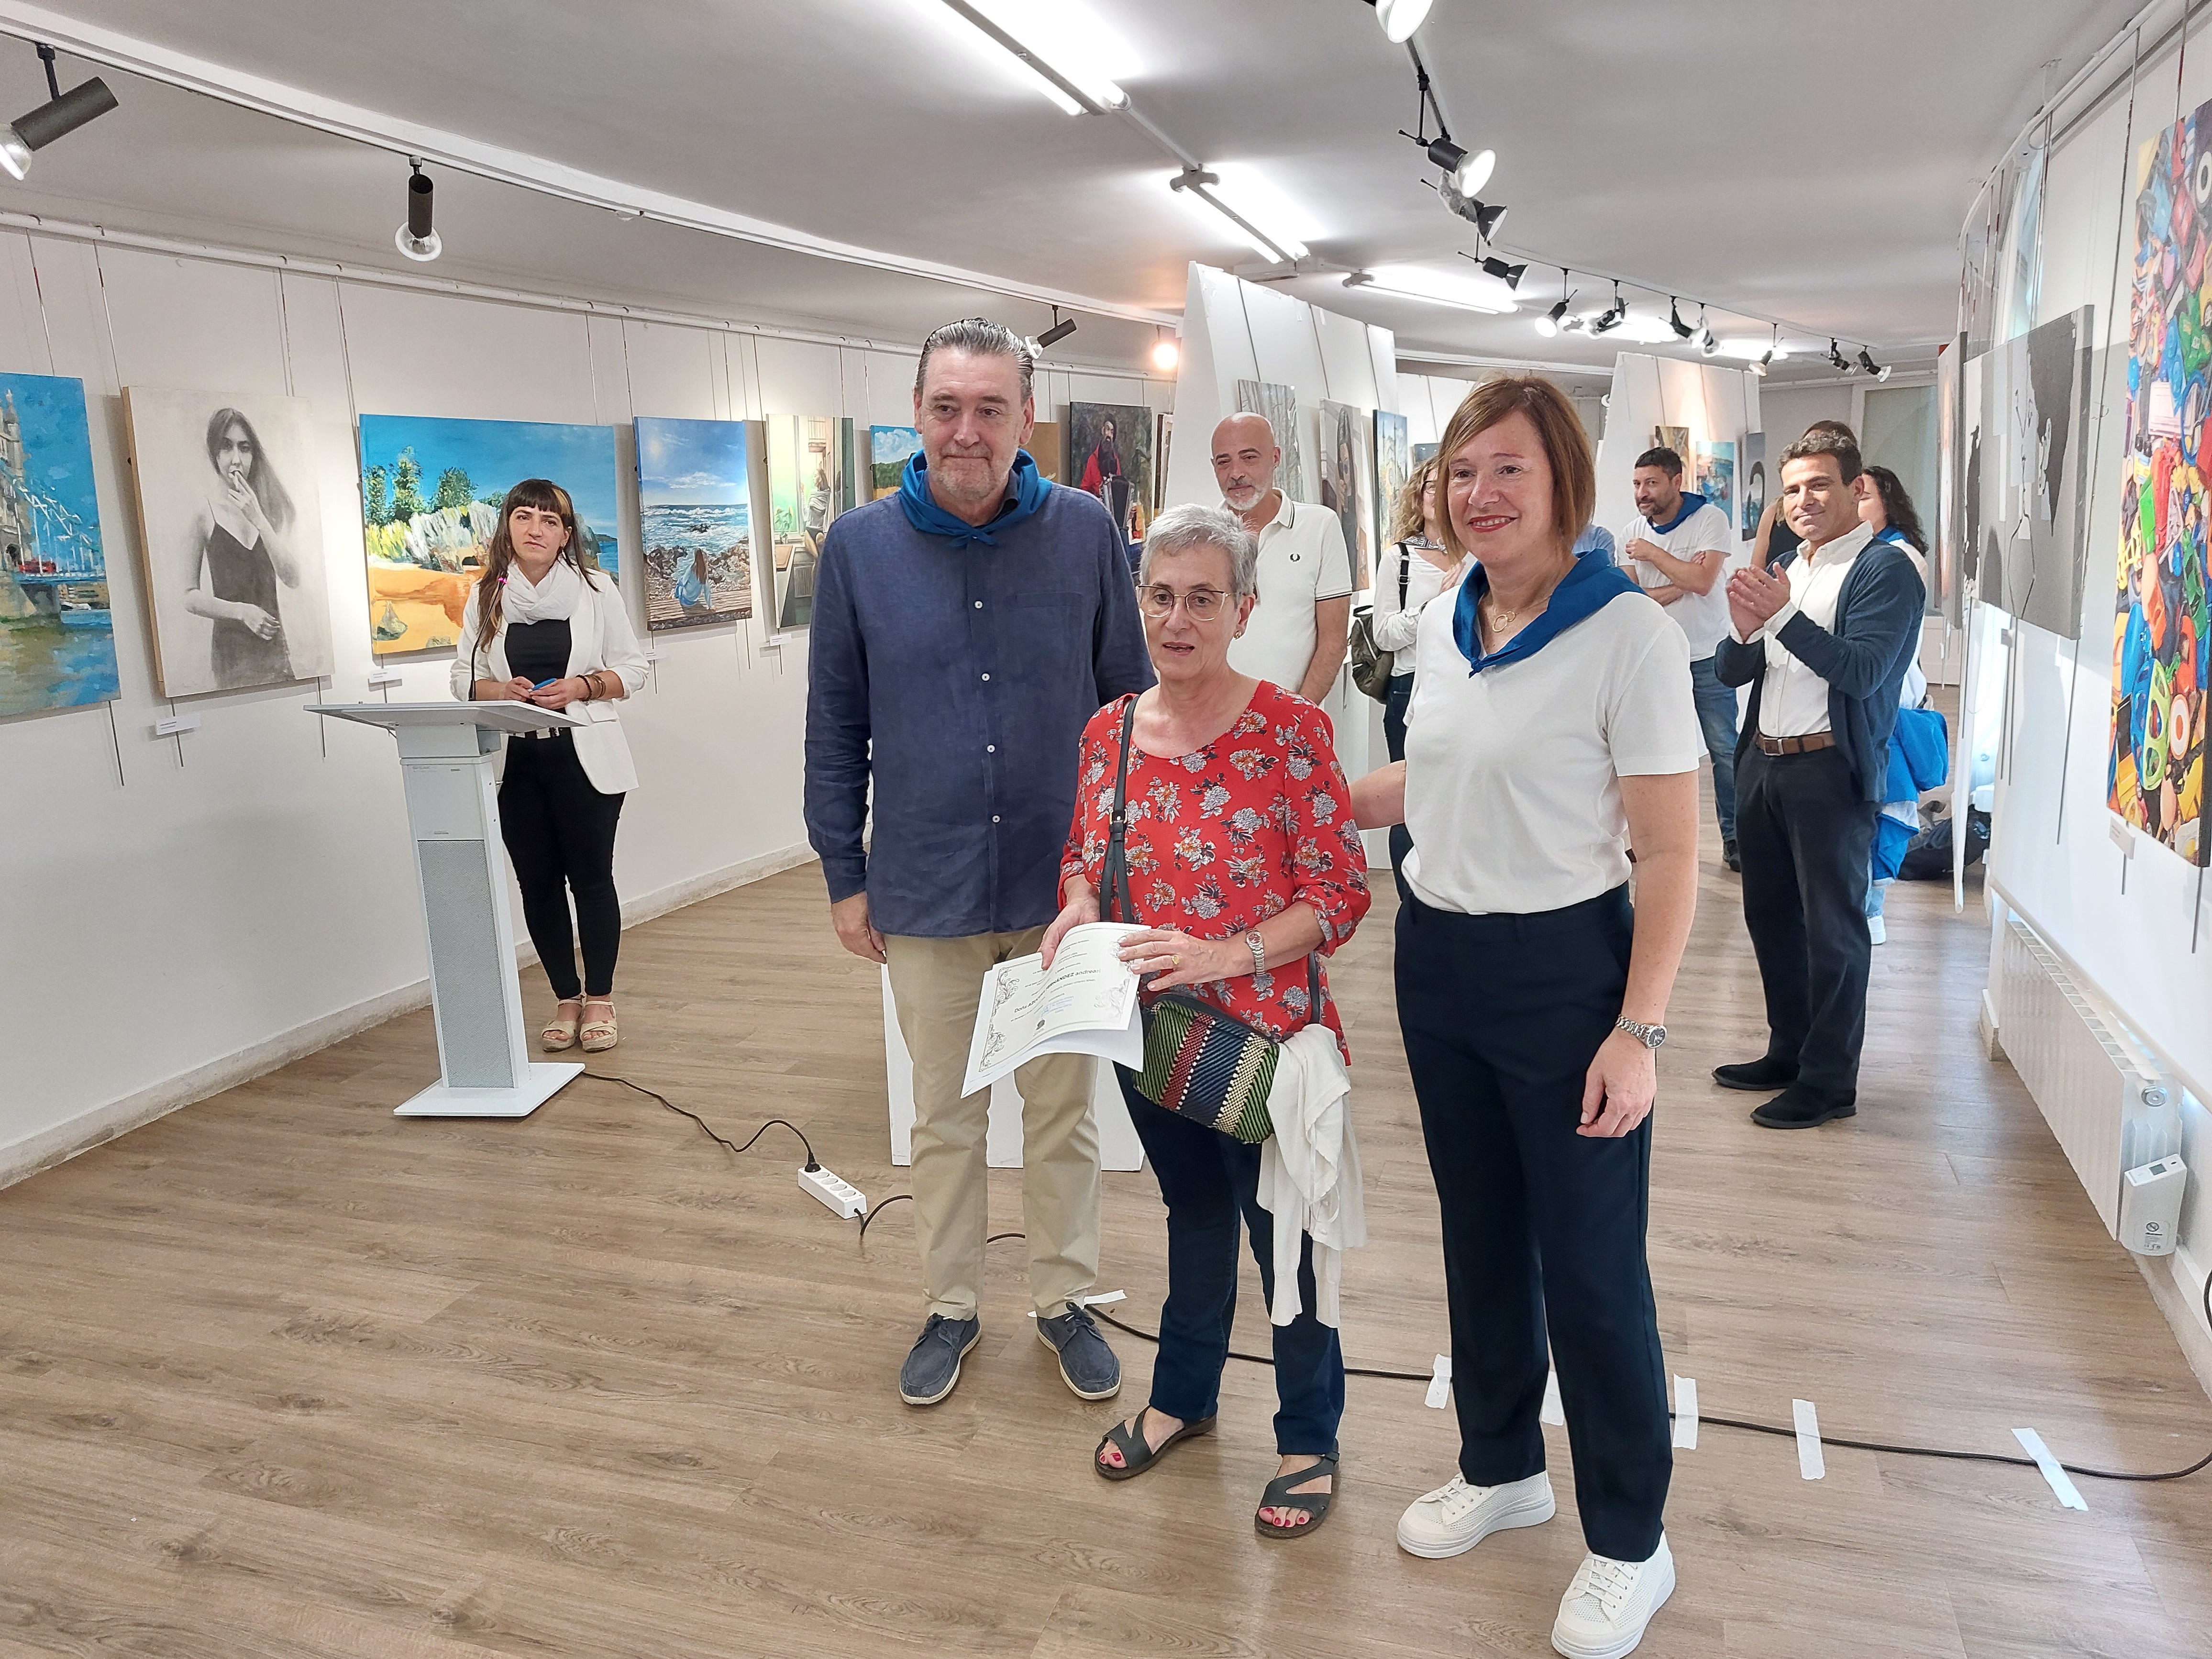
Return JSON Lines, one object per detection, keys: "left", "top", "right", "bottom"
{"left": 1452, "top": 546, "right": 1640, "bottom": 674}
{"left": 897, "top": 448, "right": 1051, "bottom": 547}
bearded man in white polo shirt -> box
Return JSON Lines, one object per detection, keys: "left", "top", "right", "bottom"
{"left": 1623, "top": 446, "right": 1740, "bottom": 870}
{"left": 1211, "top": 412, "right": 1352, "bottom": 704}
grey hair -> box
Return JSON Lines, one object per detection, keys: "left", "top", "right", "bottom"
{"left": 1139, "top": 503, "right": 1259, "bottom": 599}
{"left": 914, "top": 317, "right": 1035, "bottom": 405}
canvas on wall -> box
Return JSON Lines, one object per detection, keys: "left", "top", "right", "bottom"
{"left": 871, "top": 424, "right": 920, "bottom": 501}
{"left": 0, "top": 373, "right": 116, "bottom": 718}
{"left": 1413, "top": 441, "right": 1438, "bottom": 466}
{"left": 636, "top": 417, "right": 754, "bottom": 632}
{"left": 359, "top": 414, "right": 621, "bottom": 657}
{"left": 1068, "top": 401, "right": 1151, "bottom": 543}
{"left": 1693, "top": 439, "right": 1735, "bottom": 536}
{"left": 1315, "top": 400, "right": 1371, "bottom": 590}
{"left": 1155, "top": 413, "right": 1173, "bottom": 511}
{"left": 1936, "top": 336, "right": 1967, "bottom": 626}
{"left": 1029, "top": 420, "right": 1062, "bottom": 484}
{"left": 1969, "top": 310, "right": 2092, "bottom": 639}
{"left": 124, "top": 386, "right": 332, "bottom": 697}
{"left": 1373, "top": 409, "right": 1410, "bottom": 561}
{"left": 1653, "top": 424, "right": 1691, "bottom": 465}
{"left": 1234, "top": 379, "right": 1305, "bottom": 501}
{"left": 764, "top": 414, "right": 854, "bottom": 632}
{"left": 2112, "top": 99, "right": 2212, "bottom": 863}
{"left": 1740, "top": 431, "right": 1767, "bottom": 543}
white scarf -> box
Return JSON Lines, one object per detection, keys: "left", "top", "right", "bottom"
{"left": 499, "top": 556, "right": 584, "bottom": 628}
{"left": 1256, "top": 1025, "right": 1367, "bottom": 1328}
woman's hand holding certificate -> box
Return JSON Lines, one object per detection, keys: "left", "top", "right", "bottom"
{"left": 962, "top": 923, "right": 1144, "bottom": 1095}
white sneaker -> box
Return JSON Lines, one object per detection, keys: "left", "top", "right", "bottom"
{"left": 1550, "top": 1534, "right": 1675, "bottom": 1659}
{"left": 1868, "top": 913, "right": 1887, "bottom": 944}
{"left": 1395, "top": 1471, "right": 1555, "bottom": 1559}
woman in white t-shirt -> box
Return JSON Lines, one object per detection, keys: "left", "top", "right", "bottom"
{"left": 1350, "top": 376, "right": 1701, "bottom": 1659}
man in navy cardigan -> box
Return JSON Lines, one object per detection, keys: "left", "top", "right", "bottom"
{"left": 805, "top": 319, "right": 1153, "bottom": 1407}
{"left": 1711, "top": 430, "right": 1925, "bottom": 1129}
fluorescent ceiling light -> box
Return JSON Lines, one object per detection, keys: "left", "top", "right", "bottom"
{"left": 1170, "top": 165, "right": 1313, "bottom": 263}
{"left": 1714, "top": 336, "right": 1770, "bottom": 360}
{"left": 1348, "top": 263, "right": 1519, "bottom": 314}
{"left": 933, "top": 0, "right": 1132, "bottom": 115}
{"left": 1374, "top": 0, "right": 1435, "bottom": 43}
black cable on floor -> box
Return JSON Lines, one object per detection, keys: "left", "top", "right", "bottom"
{"left": 858, "top": 1191, "right": 1021, "bottom": 1249}
{"left": 585, "top": 1072, "right": 819, "bottom": 1169}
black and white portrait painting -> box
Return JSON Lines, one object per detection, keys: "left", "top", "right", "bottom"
{"left": 1966, "top": 306, "right": 2093, "bottom": 638}
{"left": 124, "top": 387, "right": 332, "bottom": 697}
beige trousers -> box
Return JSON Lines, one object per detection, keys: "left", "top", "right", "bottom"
{"left": 884, "top": 928, "right": 1101, "bottom": 1320}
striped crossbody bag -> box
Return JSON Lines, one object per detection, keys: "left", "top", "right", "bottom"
{"left": 1100, "top": 696, "right": 1321, "bottom": 1146}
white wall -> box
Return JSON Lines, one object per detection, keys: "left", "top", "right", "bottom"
{"left": 1975, "top": 39, "right": 2212, "bottom": 1340}
{"left": 1758, "top": 382, "right": 1856, "bottom": 447}
{"left": 0, "top": 227, "right": 1167, "bottom": 1183}
{"left": 1593, "top": 354, "right": 1762, "bottom": 549}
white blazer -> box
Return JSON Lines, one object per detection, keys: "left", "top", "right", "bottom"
{"left": 448, "top": 569, "right": 651, "bottom": 795}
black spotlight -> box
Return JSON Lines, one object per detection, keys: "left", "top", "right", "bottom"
{"left": 1668, "top": 298, "right": 1693, "bottom": 341}
{"left": 0, "top": 44, "right": 116, "bottom": 181}
{"left": 1036, "top": 306, "right": 1076, "bottom": 350}
{"left": 1478, "top": 254, "right": 1526, "bottom": 289}
{"left": 1858, "top": 347, "right": 1891, "bottom": 382}
{"left": 1827, "top": 339, "right": 1852, "bottom": 372}
{"left": 395, "top": 160, "right": 441, "bottom": 262}
{"left": 1591, "top": 283, "right": 1626, "bottom": 334}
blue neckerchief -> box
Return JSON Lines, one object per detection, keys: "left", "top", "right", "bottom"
{"left": 1647, "top": 491, "right": 1709, "bottom": 535}
{"left": 1452, "top": 547, "right": 1639, "bottom": 674}
{"left": 897, "top": 448, "right": 1050, "bottom": 547}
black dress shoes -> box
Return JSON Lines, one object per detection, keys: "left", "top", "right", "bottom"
{"left": 1750, "top": 1083, "right": 1858, "bottom": 1130}
{"left": 1712, "top": 1056, "right": 1797, "bottom": 1091}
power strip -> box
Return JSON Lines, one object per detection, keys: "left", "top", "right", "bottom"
{"left": 799, "top": 1164, "right": 865, "bottom": 1219}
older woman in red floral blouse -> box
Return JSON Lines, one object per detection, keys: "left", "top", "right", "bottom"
{"left": 1042, "top": 502, "right": 1370, "bottom": 1539}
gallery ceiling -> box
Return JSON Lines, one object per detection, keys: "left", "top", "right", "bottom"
{"left": 0, "top": 0, "right": 2145, "bottom": 381}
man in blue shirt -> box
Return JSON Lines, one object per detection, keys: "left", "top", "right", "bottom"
{"left": 805, "top": 318, "right": 1153, "bottom": 1408}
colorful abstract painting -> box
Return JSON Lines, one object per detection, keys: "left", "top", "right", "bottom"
{"left": 2112, "top": 97, "right": 2212, "bottom": 863}
{"left": 1693, "top": 439, "right": 1735, "bottom": 537}
{"left": 0, "top": 372, "right": 115, "bottom": 717}
{"left": 764, "top": 415, "right": 854, "bottom": 632}
{"left": 1068, "top": 401, "right": 1151, "bottom": 543}
{"left": 636, "top": 417, "right": 753, "bottom": 632}
{"left": 359, "top": 415, "right": 620, "bottom": 656}
{"left": 126, "top": 387, "right": 332, "bottom": 696}
{"left": 870, "top": 424, "right": 919, "bottom": 501}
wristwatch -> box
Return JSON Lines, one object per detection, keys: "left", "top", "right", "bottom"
{"left": 1244, "top": 932, "right": 1267, "bottom": 976}
{"left": 1615, "top": 1017, "right": 1667, "bottom": 1050}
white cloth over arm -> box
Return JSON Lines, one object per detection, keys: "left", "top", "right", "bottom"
{"left": 1256, "top": 1023, "right": 1368, "bottom": 1327}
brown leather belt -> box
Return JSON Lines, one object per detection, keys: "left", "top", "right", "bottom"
{"left": 1755, "top": 730, "right": 1836, "bottom": 756}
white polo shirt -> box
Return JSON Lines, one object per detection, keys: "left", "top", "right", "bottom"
{"left": 1226, "top": 491, "right": 1352, "bottom": 692}
{"left": 1624, "top": 497, "right": 1734, "bottom": 662}
{"left": 1403, "top": 577, "right": 1702, "bottom": 915}
{"left": 1737, "top": 520, "right": 1874, "bottom": 738}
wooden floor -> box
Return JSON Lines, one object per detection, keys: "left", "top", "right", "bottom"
{"left": 4, "top": 822, "right": 2211, "bottom": 1657}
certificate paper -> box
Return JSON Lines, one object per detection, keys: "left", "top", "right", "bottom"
{"left": 961, "top": 923, "right": 1144, "bottom": 1095}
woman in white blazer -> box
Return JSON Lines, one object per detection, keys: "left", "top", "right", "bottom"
{"left": 449, "top": 479, "right": 648, "bottom": 1053}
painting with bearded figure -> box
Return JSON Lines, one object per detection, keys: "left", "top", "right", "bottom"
{"left": 1068, "top": 401, "right": 1152, "bottom": 544}
{"left": 123, "top": 386, "right": 332, "bottom": 697}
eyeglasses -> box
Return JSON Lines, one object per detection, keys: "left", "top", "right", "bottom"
{"left": 1139, "top": 584, "right": 1229, "bottom": 620}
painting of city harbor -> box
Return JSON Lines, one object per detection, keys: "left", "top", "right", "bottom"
{"left": 358, "top": 414, "right": 621, "bottom": 656}
{"left": 0, "top": 372, "right": 116, "bottom": 717}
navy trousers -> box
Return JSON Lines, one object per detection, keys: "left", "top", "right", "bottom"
{"left": 1117, "top": 1068, "right": 1344, "bottom": 1455}
{"left": 1395, "top": 886, "right": 1671, "bottom": 1563}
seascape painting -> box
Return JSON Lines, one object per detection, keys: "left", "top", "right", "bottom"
{"left": 124, "top": 386, "right": 332, "bottom": 697}
{"left": 0, "top": 372, "right": 116, "bottom": 718}
{"left": 764, "top": 415, "right": 854, "bottom": 632}
{"left": 871, "top": 424, "right": 920, "bottom": 500}
{"left": 358, "top": 414, "right": 621, "bottom": 657}
{"left": 1068, "top": 401, "right": 1152, "bottom": 543}
{"left": 1693, "top": 439, "right": 1735, "bottom": 535}
{"left": 636, "top": 417, "right": 754, "bottom": 632}
{"left": 1234, "top": 379, "right": 1304, "bottom": 500}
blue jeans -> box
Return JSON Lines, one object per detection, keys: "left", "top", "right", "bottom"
{"left": 1117, "top": 1068, "right": 1344, "bottom": 1455}
{"left": 1689, "top": 654, "right": 1739, "bottom": 843}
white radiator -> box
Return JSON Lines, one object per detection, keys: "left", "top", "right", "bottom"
{"left": 1991, "top": 913, "right": 2174, "bottom": 1236}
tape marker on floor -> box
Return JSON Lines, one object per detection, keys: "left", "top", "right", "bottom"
{"left": 2013, "top": 1427, "right": 2088, "bottom": 1511}
{"left": 1540, "top": 1371, "right": 1566, "bottom": 1427}
{"left": 1672, "top": 1376, "right": 1699, "bottom": 1450}
{"left": 1426, "top": 1355, "right": 1451, "bottom": 1410}
{"left": 1793, "top": 1399, "right": 1825, "bottom": 1480}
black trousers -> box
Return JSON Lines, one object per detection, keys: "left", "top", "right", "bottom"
{"left": 500, "top": 734, "right": 625, "bottom": 1001}
{"left": 1734, "top": 744, "right": 1877, "bottom": 1095}
{"left": 1395, "top": 886, "right": 1671, "bottom": 1563}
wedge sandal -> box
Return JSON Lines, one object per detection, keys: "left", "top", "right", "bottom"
{"left": 1094, "top": 1409, "right": 1215, "bottom": 1482}
{"left": 1254, "top": 1453, "right": 1339, "bottom": 1538}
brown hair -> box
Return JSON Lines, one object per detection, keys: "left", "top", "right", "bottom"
{"left": 1434, "top": 375, "right": 1594, "bottom": 560}
{"left": 473, "top": 477, "right": 591, "bottom": 657}
{"left": 1779, "top": 429, "right": 1863, "bottom": 487}
{"left": 1387, "top": 454, "right": 1438, "bottom": 544}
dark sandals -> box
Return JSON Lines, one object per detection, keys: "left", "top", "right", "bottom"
{"left": 1094, "top": 1409, "right": 1216, "bottom": 1482}
{"left": 1254, "top": 1453, "right": 1340, "bottom": 1538}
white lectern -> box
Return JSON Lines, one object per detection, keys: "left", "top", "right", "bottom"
{"left": 311, "top": 702, "right": 586, "bottom": 1119}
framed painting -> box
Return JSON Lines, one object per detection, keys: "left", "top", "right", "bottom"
{"left": 763, "top": 415, "right": 854, "bottom": 632}
{"left": 1067, "top": 401, "right": 1151, "bottom": 543}
{"left": 0, "top": 372, "right": 116, "bottom": 717}
{"left": 636, "top": 416, "right": 754, "bottom": 632}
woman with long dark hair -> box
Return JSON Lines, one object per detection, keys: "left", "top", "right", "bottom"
{"left": 1858, "top": 465, "right": 1936, "bottom": 943}
{"left": 183, "top": 408, "right": 300, "bottom": 688}
{"left": 450, "top": 479, "right": 648, "bottom": 1053}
